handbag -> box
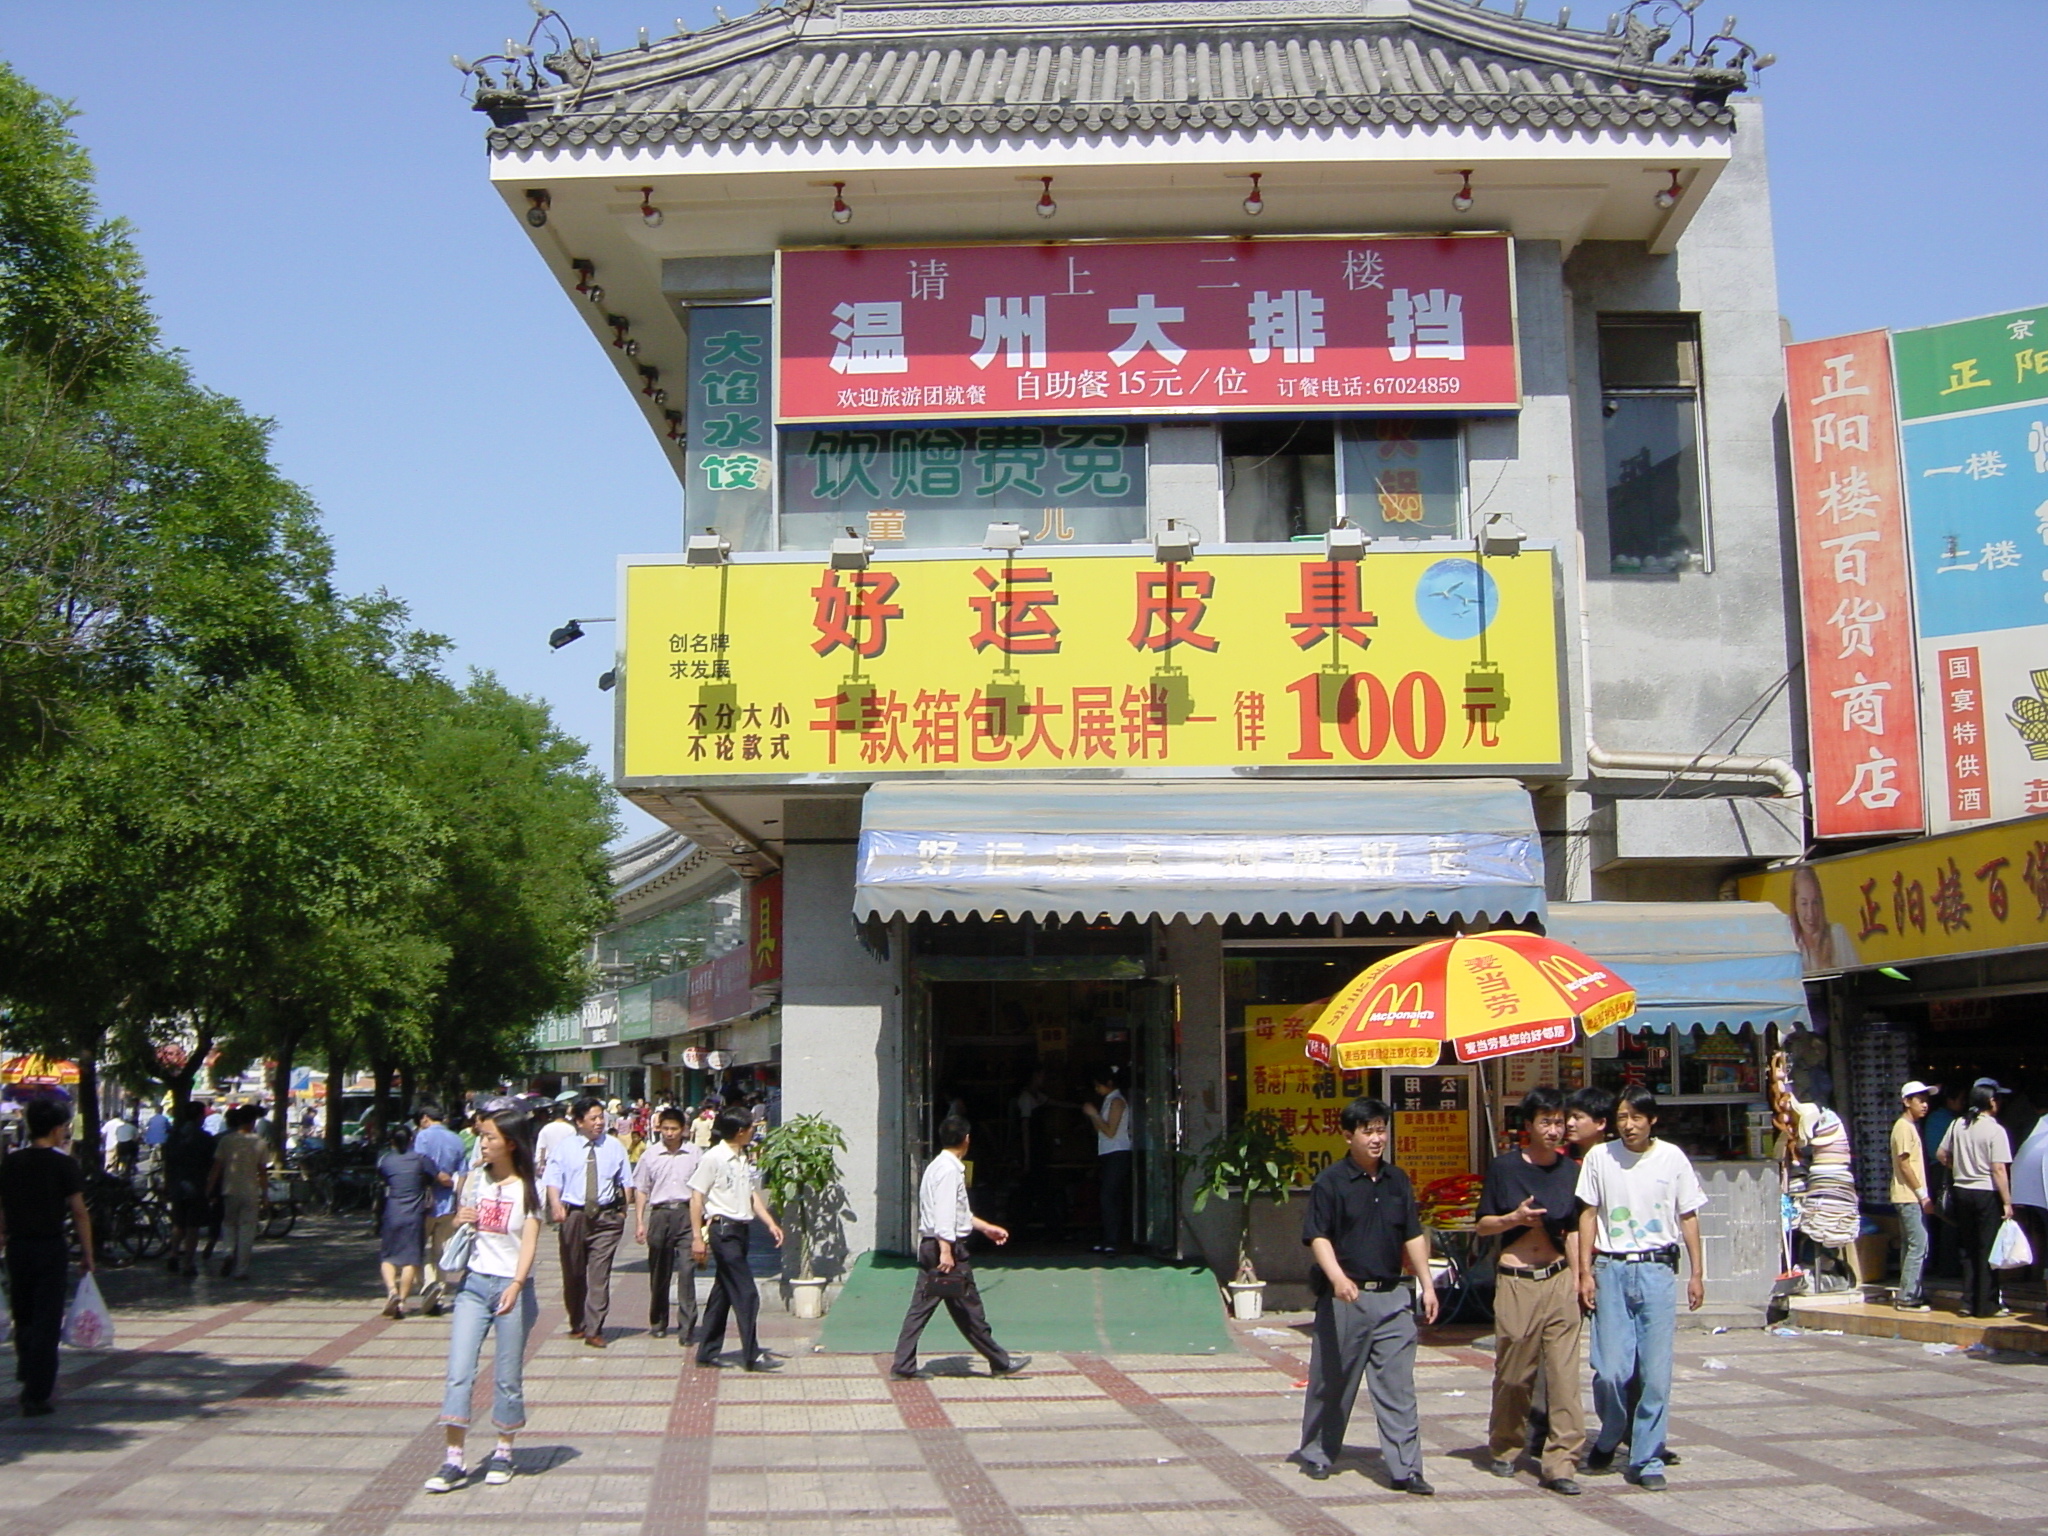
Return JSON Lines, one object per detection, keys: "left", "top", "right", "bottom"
{"left": 925, "top": 1266, "right": 968, "bottom": 1299}
{"left": 437, "top": 1172, "right": 478, "bottom": 1277}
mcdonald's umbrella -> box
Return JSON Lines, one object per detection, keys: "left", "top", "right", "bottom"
{"left": 0, "top": 1054, "right": 83, "bottom": 1087}
{"left": 1304, "top": 930, "right": 1637, "bottom": 1070}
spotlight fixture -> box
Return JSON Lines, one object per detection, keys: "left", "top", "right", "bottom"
{"left": 1242, "top": 172, "right": 1264, "bottom": 217}
{"left": 830, "top": 181, "right": 852, "bottom": 224}
{"left": 685, "top": 528, "right": 731, "bottom": 566}
{"left": 1035, "top": 176, "right": 1057, "bottom": 219}
{"left": 1451, "top": 169, "right": 1474, "bottom": 213}
{"left": 606, "top": 313, "right": 639, "bottom": 356}
{"left": 524, "top": 188, "right": 551, "bottom": 227}
{"left": 1323, "top": 516, "right": 1369, "bottom": 563}
{"left": 1152, "top": 518, "right": 1198, "bottom": 565}
{"left": 598, "top": 669, "right": 617, "bottom": 692}
{"left": 548, "top": 619, "right": 585, "bottom": 650}
{"left": 639, "top": 186, "right": 663, "bottom": 227}
{"left": 1479, "top": 512, "right": 1526, "bottom": 558}
{"left": 571, "top": 257, "right": 596, "bottom": 294}
{"left": 1655, "top": 168, "right": 1683, "bottom": 209}
{"left": 830, "top": 525, "right": 874, "bottom": 571}
{"left": 982, "top": 521, "right": 1027, "bottom": 553}
{"left": 664, "top": 409, "right": 683, "bottom": 441}
{"left": 638, "top": 364, "right": 661, "bottom": 398}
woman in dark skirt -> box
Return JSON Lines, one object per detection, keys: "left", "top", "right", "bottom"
{"left": 377, "top": 1123, "right": 444, "bottom": 1317}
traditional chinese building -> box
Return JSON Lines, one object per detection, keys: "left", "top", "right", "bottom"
{"left": 471, "top": 0, "right": 1813, "bottom": 1309}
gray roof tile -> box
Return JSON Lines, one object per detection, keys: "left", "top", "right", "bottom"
{"left": 484, "top": 0, "right": 1738, "bottom": 152}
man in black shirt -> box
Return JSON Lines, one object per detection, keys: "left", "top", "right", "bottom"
{"left": 1294, "top": 1097, "right": 1439, "bottom": 1494}
{"left": 1475, "top": 1086, "right": 1585, "bottom": 1495}
{"left": 0, "top": 1098, "right": 95, "bottom": 1415}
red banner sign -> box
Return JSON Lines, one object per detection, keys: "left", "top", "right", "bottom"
{"left": 775, "top": 236, "right": 1518, "bottom": 423}
{"left": 748, "top": 872, "right": 782, "bottom": 989}
{"left": 1786, "top": 331, "right": 1923, "bottom": 837}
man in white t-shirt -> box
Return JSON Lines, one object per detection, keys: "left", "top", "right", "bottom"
{"left": 534, "top": 1098, "right": 579, "bottom": 1204}
{"left": 688, "top": 1108, "right": 783, "bottom": 1371}
{"left": 1573, "top": 1087, "right": 1706, "bottom": 1494}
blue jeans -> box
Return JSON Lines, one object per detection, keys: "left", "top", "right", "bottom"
{"left": 1589, "top": 1256, "right": 1676, "bottom": 1477}
{"left": 1894, "top": 1201, "right": 1929, "bottom": 1303}
{"left": 439, "top": 1271, "right": 536, "bottom": 1431}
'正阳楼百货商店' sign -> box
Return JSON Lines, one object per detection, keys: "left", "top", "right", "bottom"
{"left": 775, "top": 236, "right": 1519, "bottom": 424}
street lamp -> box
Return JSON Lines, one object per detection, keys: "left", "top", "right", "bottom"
{"left": 548, "top": 616, "right": 615, "bottom": 649}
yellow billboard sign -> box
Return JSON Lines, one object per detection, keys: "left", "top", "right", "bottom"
{"left": 1741, "top": 813, "right": 2048, "bottom": 973}
{"left": 621, "top": 547, "right": 1561, "bottom": 782}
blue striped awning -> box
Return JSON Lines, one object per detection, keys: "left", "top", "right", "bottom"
{"left": 853, "top": 778, "right": 1544, "bottom": 926}
{"left": 1542, "top": 901, "right": 1810, "bottom": 1033}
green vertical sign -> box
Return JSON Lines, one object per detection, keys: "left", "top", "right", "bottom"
{"left": 686, "top": 304, "right": 774, "bottom": 550}
{"left": 1894, "top": 303, "right": 2048, "bottom": 421}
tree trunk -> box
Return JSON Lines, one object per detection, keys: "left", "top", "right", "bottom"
{"left": 370, "top": 1058, "right": 393, "bottom": 1144}
{"left": 77, "top": 1051, "right": 102, "bottom": 1172}
{"left": 324, "top": 1040, "right": 346, "bottom": 1148}
{"left": 397, "top": 1063, "right": 416, "bottom": 1124}
{"left": 268, "top": 1028, "right": 300, "bottom": 1156}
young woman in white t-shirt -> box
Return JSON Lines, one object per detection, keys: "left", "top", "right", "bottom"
{"left": 1082, "top": 1068, "right": 1133, "bottom": 1255}
{"left": 424, "top": 1104, "right": 542, "bottom": 1494}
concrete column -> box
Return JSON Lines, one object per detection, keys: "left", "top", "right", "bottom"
{"left": 1163, "top": 918, "right": 1225, "bottom": 1260}
{"left": 777, "top": 795, "right": 893, "bottom": 1276}
{"left": 1147, "top": 424, "right": 1222, "bottom": 547}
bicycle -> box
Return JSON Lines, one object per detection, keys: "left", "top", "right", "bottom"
{"left": 81, "top": 1169, "right": 171, "bottom": 1264}
{"left": 259, "top": 1171, "right": 301, "bottom": 1240}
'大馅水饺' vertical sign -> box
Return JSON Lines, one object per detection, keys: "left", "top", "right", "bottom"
{"left": 1786, "top": 332, "right": 1923, "bottom": 837}
{"left": 685, "top": 304, "right": 774, "bottom": 551}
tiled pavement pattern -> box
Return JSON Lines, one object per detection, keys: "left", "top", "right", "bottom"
{"left": 5, "top": 1218, "right": 2047, "bottom": 1536}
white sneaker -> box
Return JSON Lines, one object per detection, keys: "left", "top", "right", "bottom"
{"left": 483, "top": 1451, "right": 515, "bottom": 1486}
{"left": 423, "top": 1462, "right": 468, "bottom": 1493}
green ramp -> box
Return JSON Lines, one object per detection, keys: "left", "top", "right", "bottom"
{"left": 817, "top": 1252, "right": 1235, "bottom": 1355}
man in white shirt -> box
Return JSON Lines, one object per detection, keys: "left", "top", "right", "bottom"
{"left": 688, "top": 1108, "right": 783, "bottom": 1370}
{"left": 1574, "top": 1087, "right": 1707, "bottom": 1494}
{"left": 539, "top": 1097, "right": 632, "bottom": 1347}
{"left": 891, "top": 1117, "right": 1029, "bottom": 1379}
{"left": 534, "top": 1096, "right": 579, "bottom": 1192}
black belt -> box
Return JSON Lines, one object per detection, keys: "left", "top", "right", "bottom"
{"left": 1598, "top": 1246, "right": 1679, "bottom": 1267}
{"left": 1498, "top": 1257, "right": 1570, "bottom": 1281}
{"left": 649, "top": 1200, "right": 687, "bottom": 1209}
{"left": 1348, "top": 1278, "right": 1403, "bottom": 1292}
{"left": 710, "top": 1214, "right": 750, "bottom": 1226}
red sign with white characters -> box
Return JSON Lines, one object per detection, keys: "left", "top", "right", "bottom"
{"left": 1785, "top": 331, "right": 1924, "bottom": 838}
{"left": 775, "top": 236, "right": 1519, "bottom": 423}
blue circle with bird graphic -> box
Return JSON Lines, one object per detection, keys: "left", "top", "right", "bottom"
{"left": 1414, "top": 558, "right": 1501, "bottom": 640}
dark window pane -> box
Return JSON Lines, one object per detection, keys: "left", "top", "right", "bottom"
{"left": 1603, "top": 395, "right": 1703, "bottom": 573}
{"left": 1599, "top": 319, "right": 1698, "bottom": 389}
{"left": 1337, "top": 420, "right": 1463, "bottom": 538}
{"left": 1223, "top": 420, "right": 1336, "bottom": 541}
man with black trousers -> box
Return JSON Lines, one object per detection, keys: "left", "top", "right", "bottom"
{"left": 892, "top": 1117, "right": 1030, "bottom": 1379}
{"left": 0, "top": 1099, "right": 95, "bottom": 1416}
{"left": 689, "top": 1107, "right": 783, "bottom": 1370}
{"left": 541, "top": 1095, "right": 631, "bottom": 1347}
{"left": 1295, "top": 1097, "right": 1439, "bottom": 1494}
{"left": 633, "top": 1106, "right": 703, "bottom": 1342}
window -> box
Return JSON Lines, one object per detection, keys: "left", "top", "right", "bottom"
{"left": 1222, "top": 420, "right": 1336, "bottom": 541}
{"left": 1599, "top": 316, "right": 1705, "bottom": 575}
{"left": 1337, "top": 420, "right": 1464, "bottom": 539}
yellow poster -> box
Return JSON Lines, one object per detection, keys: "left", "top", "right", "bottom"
{"left": 622, "top": 547, "right": 1561, "bottom": 781}
{"left": 1389, "top": 1072, "right": 1473, "bottom": 1187}
{"left": 1243, "top": 1003, "right": 1361, "bottom": 1185}
{"left": 1741, "top": 812, "right": 2048, "bottom": 973}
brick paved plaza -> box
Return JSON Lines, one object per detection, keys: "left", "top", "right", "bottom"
{"left": 5, "top": 1219, "right": 2046, "bottom": 1536}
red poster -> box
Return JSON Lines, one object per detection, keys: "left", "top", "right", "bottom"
{"left": 1935, "top": 649, "right": 1990, "bottom": 822}
{"left": 776, "top": 236, "right": 1518, "bottom": 423}
{"left": 748, "top": 872, "right": 782, "bottom": 989}
{"left": 1786, "top": 332, "right": 1923, "bottom": 837}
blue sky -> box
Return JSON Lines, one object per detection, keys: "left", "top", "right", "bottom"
{"left": 5, "top": 2, "right": 2044, "bottom": 842}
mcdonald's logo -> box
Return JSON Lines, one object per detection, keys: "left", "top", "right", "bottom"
{"left": 1534, "top": 953, "right": 1613, "bottom": 997}
{"left": 1364, "top": 982, "right": 1436, "bottom": 1028}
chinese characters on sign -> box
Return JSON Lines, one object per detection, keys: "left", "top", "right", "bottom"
{"left": 776, "top": 237, "right": 1519, "bottom": 423}
{"left": 1937, "top": 649, "right": 1991, "bottom": 822}
{"left": 1389, "top": 1072, "right": 1473, "bottom": 1188}
{"left": 685, "top": 304, "right": 774, "bottom": 550}
{"left": 1784, "top": 333, "right": 1923, "bottom": 837}
{"left": 1243, "top": 1004, "right": 1361, "bottom": 1184}
{"left": 622, "top": 550, "right": 1564, "bottom": 781}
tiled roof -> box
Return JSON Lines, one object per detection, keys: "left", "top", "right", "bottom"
{"left": 484, "top": 0, "right": 1740, "bottom": 153}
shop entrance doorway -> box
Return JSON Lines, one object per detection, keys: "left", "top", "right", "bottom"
{"left": 906, "top": 972, "right": 1177, "bottom": 1256}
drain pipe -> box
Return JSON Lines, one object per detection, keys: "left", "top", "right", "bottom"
{"left": 1586, "top": 743, "right": 1804, "bottom": 800}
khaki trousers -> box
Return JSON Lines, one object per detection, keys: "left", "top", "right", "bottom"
{"left": 1488, "top": 1265, "right": 1585, "bottom": 1482}
{"left": 421, "top": 1212, "right": 461, "bottom": 1302}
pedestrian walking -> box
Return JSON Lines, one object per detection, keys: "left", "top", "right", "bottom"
{"left": 413, "top": 1102, "right": 468, "bottom": 1317}
{"left": 533, "top": 1094, "right": 577, "bottom": 1186}
{"left": 688, "top": 1107, "right": 783, "bottom": 1371}
{"left": 0, "top": 1099, "right": 95, "bottom": 1417}
{"left": 1891, "top": 1081, "right": 1938, "bottom": 1311}
{"left": 423, "top": 1102, "right": 542, "bottom": 1494}
{"left": 632, "top": 1106, "right": 703, "bottom": 1342}
{"left": 376, "top": 1124, "right": 443, "bottom": 1317}
{"left": 891, "top": 1117, "right": 1029, "bottom": 1379}
{"left": 1293, "top": 1097, "right": 1439, "bottom": 1494}
{"left": 206, "top": 1104, "right": 271, "bottom": 1280}
{"left": 542, "top": 1095, "right": 630, "bottom": 1346}
{"left": 1474, "top": 1086, "right": 1584, "bottom": 1495}
{"left": 1937, "top": 1083, "right": 2016, "bottom": 1318}
{"left": 163, "top": 1102, "right": 214, "bottom": 1276}
{"left": 1575, "top": 1087, "right": 1706, "bottom": 1492}
{"left": 1081, "top": 1067, "right": 1132, "bottom": 1254}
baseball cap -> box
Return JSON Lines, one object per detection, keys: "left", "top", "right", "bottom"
{"left": 1900, "top": 1080, "right": 1938, "bottom": 1101}
{"left": 1972, "top": 1076, "right": 2013, "bottom": 1094}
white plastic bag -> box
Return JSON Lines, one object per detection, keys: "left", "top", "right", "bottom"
{"left": 61, "top": 1272, "right": 115, "bottom": 1350}
{"left": 1990, "top": 1218, "right": 2035, "bottom": 1270}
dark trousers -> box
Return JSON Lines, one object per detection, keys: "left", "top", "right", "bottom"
{"left": 1951, "top": 1187, "right": 2005, "bottom": 1316}
{"left": 1297, "top": 1286, "right": 1423, "bottom": 1482}
{"left": 7, "top": 1237, "right": 69, "bottom": 1406}
{"left": 696, "top": 1217, "right": 761, "bottom": 1365}
{"left": 644, "top": 1203, "right": 699, "bottom": 1336}
{"left": 558, "top": 1203, "right": 625, "bottom": 1336}
{"left": 892, "top": 1238, "right": 1014, "bottom": 1374}
{"left": 1098, "top": 1150, "right": 1132, "bottom": 1248}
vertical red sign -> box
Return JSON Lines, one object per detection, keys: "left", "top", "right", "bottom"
{"left": 748, "top": 872, "right": 783, "bottom": 989}
{"left": 1934, "top": 648, "right": 1991, "bottom": 822}
{"left": 1785, "top": 332, "right": 1923, "bottom": 837}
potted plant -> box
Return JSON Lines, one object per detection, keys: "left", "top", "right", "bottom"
{"left": 1190, "top": 1109, "right": 1298, "bottom": 1319}
{"left": 756, "top": 1113, "right": 848, "bottom": 1319}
